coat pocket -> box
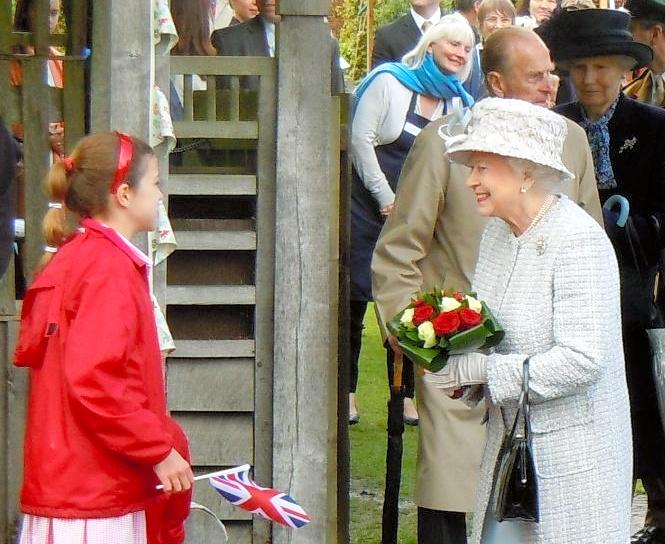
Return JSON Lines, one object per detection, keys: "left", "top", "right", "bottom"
{"left": 530, "top": 395, "right": 594, "bottom": 479}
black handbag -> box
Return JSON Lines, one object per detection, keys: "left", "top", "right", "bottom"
{"left": 492, "top": 358, "right": 540, "bottom": 523}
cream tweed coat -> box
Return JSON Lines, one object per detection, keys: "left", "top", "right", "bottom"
{"left": 470, "top": 196, "right": 632, "bottom": 543}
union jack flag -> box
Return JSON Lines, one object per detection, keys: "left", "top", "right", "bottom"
{"left": 209, "top": 469, "right": 311, "bottom": 529}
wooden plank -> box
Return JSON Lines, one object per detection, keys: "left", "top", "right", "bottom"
{"left": 170, "top": 340, "right": 255, "bottom": 359}
{"left": 174, "top": 231, "right": 256, "bottom": 251}
{"left": 166, "top": 285, "right": 255, "bottom": 306}
{"left": 185, "top": 518, "right": 252, "bottom": 543}
{"left": 169, "top": 174, "right": 257, "bottom": 196}
{"left": 173, "top": 413, "right": 253, "bottom": 466}
{"left": 6, "top": 321, "right": 24, "bottom": 543}
{"left": 252, "top": 49, "right": 277, "bottom": 544}
{"left": 170, "top": 55, "right": 274, "bottom": 76}
{"left": 167, "top": 359, "right": 254, "bottom": 412}
{"left": 274, "top": 14, "right": 337, "bottom": 544}
{"left": 173, "top": 121, "right": 258, "bottom": 140}
{"left": 62, "top": 0, "right": 87, "bottom": 152}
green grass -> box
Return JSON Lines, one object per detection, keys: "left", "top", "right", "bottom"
{"left": 350, "top": 304, "right": 419, "bottom": 544}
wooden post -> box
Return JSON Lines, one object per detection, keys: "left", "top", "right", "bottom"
{"left": 90, "top": 0, "right": 152, "bottom": 139}
{"left": 274, "top": 1, "right": 339, "bottom": 542}
{"left": 89, "top": 0, "right": 151, "bottom": 253}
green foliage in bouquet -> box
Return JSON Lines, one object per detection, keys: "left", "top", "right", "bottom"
{"left": 387, "top": 289, "right": 504, "bottom": 373}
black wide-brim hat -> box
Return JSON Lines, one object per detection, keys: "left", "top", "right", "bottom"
{"left": 538, "top": 9, "right": 653, "bottom": 68}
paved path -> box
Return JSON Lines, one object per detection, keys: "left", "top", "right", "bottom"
{"left": 632, "top": 494, "right": 648, "bottom": 535}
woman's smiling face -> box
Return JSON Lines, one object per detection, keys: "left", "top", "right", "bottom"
{"left": 465, "top": 152, "right": 525, "bottom": 218}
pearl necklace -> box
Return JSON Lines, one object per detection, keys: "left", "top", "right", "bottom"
{"left": 520, "top": 194, "right": 556, "bottom": 238}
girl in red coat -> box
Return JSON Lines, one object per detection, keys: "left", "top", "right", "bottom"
{"left": 14, "top": 132, "right": 193, "bottom": 544}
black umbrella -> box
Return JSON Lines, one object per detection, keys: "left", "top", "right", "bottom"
{"left": 381, "top": 352, "right": 413, "bottom": 544}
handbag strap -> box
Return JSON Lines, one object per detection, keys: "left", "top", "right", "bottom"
{"left": 507, "top": 358, "right": 531, "bottom": 440}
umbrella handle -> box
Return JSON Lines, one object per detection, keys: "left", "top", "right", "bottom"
{"left": 392, "top": 352, "right": 403, "bottom": 391}
{"left": 603, "top": 194, "right": 630, "bottom": 227}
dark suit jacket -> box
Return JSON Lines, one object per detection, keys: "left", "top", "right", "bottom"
{"left": 211, "top": 16, "right": 345, "bottom": 93}
{"left": 0, "top": 120, "right": 16, "bottom": 278}
{"left": 371, "top": 13, "right": 422, "bottom": 68}
{"left": 556, "top": 94, "right": 665, "bottom": 475}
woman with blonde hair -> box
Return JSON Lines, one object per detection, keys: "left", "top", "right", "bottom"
{"left": 348, "top": 13, "right": 475, "bottom": 425}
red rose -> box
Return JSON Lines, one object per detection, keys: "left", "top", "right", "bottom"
{"left": 459, "top": 308, "right": 482, "bottom": 329}
{"left": 453, "top": 292, "right": 465, "bottom": 302}
{"left": 432, "top": 311, "right": 461, "bottom": 336}
{"left": 413, "top": 299, "right": 426, "bottom": 308}
{"left": 412, "top": 304, "right": 435, "bottom": 326}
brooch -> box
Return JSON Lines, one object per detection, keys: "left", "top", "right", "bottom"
{"left": 619, "top": 137, "right": 637, "bottom": 154}
{"left": 536, "top": 237, "right": 547, "bottom": 256}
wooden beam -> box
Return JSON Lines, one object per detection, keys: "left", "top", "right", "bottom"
{"left": 274, "top": 6, "right": 339, "bottom": 544}
{"left": 89, "top": 0, "right": 151, "bottom": 138}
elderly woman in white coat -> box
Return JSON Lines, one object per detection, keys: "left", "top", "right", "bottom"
{"left": 430, "top": 98, "right": 632, "bottom": 543}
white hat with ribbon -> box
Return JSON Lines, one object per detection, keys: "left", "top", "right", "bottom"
{"left": 442, "top": 97, "right": 574, "bottom": 182}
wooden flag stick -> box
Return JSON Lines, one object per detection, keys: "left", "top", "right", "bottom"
{"left": 156, "top": 464, "right": 252, "bottom": 490}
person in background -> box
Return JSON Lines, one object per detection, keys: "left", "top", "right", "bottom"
{"left": 170, "top": 0, "right": 216, "bottom": 121}
{"left": 0, "top": 119, "right": 17, "bottom": 280}
{"left": 229, "top": 0, "right": 259, "bottom": 25}
{"left": 544, "top": 9, "right": 665, "bottom": 543}
{"left": 372, "top": 26, "right": 601, "bottom": 544}
{"left": 211, "top": 0, "right": 344, "bottom": 93}
{"left": 372, "top": 0, "right": 444, "bottom": 68}
{"left": 470, "top": 0, "right": 516, "bottom": 97}
{"left": 210, "top": 0, "right": 234, "bottom": 31}
{"left": 455, "top": 0, "right": 482, "bottom": 41}
{"left": 12, "top": 0, "right": 64, "bottom": 160}
{"left": 625, "top": 0, "right": 665, "bottom": 108}
{"left": 515, "top": 0, "right": 558, "bottom": 28}
{"left": 477, "top": 0, "right": 515, "bottom": 40}
{"left": 351, "top": 13, "right": 474, "bottom": 429}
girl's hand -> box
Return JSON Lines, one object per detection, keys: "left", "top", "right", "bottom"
{"left": 154, "top": 448, "right": 194, "bottom": 493}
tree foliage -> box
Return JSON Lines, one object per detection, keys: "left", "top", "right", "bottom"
{"left": 331, "top": 0, "right": 451, "bottom": 83}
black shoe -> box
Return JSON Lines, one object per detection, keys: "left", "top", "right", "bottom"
{"left": 404, "top": 416, "right": 419, "bottom": 426}
{"left": 349, "top": 413, "right": 360, "bottom": 425}
{"left": 632, "top": 525, "right": 665, "bottom": 544}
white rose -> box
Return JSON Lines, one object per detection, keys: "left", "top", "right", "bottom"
{"left": 400, "top": 308, "right": 416, "bottom": 329}
{"left": 466, "top": 296, "right": 482, "bottom": 313}
{"left": 440, "top": 297, "right": 462, "bottom": 312}
{"left": 417, "top": 321, "right": 438, "bottom": 348}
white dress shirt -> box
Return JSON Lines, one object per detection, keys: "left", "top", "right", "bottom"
{"left": 410, "top": 7, "right": 442, "bottom": 33}
{"left": 263, "top": 19, "right": 276, "bottom": 57}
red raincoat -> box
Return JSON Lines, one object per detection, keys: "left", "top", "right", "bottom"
{"left": 14, "top": 218, "right": 185, "bottom": 522}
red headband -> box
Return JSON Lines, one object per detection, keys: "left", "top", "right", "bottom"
{"left": 110, "top": 132, "right": 134, "bottom": 194}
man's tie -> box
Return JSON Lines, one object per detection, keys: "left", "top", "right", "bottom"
{"left": 421, "top": 20, "right": 433, "bottom": 32}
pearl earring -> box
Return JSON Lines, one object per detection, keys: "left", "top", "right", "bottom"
{"left": 520, "top": 186, "right": 528, "bottom": 193}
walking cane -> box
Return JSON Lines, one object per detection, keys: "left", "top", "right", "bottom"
{"left": 382, "top": 351, "right": 407, "bottom": 544}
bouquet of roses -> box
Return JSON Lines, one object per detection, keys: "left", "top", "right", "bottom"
{"left": 387, "top": 288, "right": 504, "bottom": 373}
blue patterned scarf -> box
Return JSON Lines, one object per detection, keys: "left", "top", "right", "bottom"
{"left": 352, "top": 53, "right": 474, "bottom": 117}
{"left": 579, "top": 97, "right": 619, "bottom": 190}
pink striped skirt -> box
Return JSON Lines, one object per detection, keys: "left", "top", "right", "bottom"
{"left": 18, "top": 511, "right": 147, "bottom": 544}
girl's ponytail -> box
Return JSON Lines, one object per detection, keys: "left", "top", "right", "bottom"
{"left": 39, "top": 158, "right": 75, "bottom": 269}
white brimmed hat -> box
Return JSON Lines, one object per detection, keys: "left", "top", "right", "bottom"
{"left": 444, "top": 98, "right": 574, "bottom": 182}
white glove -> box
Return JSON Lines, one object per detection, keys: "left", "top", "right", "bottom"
{"left": 423, "top": 353, "right": 488, "bottom": 391}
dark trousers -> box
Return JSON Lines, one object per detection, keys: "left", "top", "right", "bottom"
{"left": 418, "top": 508, "right": 467, "bottom": 544}
{"left": 644, "top": 476, "right": 665, "bottom": 528}
{"left": 349, "top": 300, "right": 368, "bottom": 394}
